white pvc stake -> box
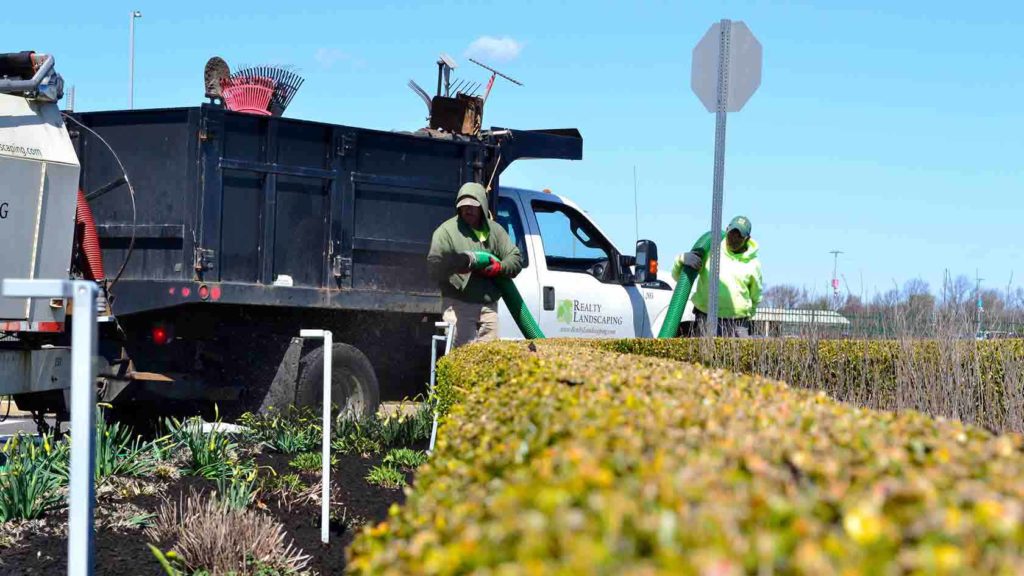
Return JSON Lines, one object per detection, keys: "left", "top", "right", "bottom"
{"left": 428, "top": 322, "right": 452, "bottom": 453}
{"left": 2, "top": 279, "right": 98, "bottom": 576}
{"left": 300, "top": 329, "right": 332, "bottom": 544}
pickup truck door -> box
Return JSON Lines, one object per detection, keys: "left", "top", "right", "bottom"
{"left": 493, "top": 195, "right": 541, "bottom": 339}
{"left": 523, "top": 198, "right": 636, "bottom": 338}
{"left": 634, "top": 281, "right": 675, "bottom": 337}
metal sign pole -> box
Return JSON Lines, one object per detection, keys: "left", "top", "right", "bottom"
{"left": 707, "top": 18, "right": 732, "bottom": 338}
{"left": 299, "top": 329, "right": 332, "bottom": 544}
{"left": 1, "top": 279, "right": 98, "bottom": 576}
{"left": 692, "top": 19, "right": 761, "bottom": 338}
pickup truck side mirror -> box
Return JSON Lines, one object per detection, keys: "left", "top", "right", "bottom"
{"left": 634, "top": 240, "right": 658, "bottom": 283}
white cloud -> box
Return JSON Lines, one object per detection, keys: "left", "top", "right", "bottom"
{"left": 464, "top": 36, "right": 523, "bottom": 63}
{"left": 314, "top": 48, "right": 363, "bottom": 69}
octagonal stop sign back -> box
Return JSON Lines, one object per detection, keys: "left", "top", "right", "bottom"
{"left": 691, "top": 21, "right": 762, "bottom": 113}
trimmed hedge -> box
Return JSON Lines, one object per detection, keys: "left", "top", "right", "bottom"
{"left": 349, "top": 341, "right": 1024, "bottom": 574}
{"left": 599, "top": 338, "right": 1024, "bottom": 434}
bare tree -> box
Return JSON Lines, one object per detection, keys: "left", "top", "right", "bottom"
{"left": 947, "top": 275, "right": 973, "bottom": 310}
{"left": 762, "top": 284, "right": 806, "bottom": 309}
{"left": 903, "top": 279, "right": 936, "bottom": 335}
{"left": 840, "top": 294, "right": 865, "bottom": 316}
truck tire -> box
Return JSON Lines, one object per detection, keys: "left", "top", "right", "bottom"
{"left": 296, "top": 343, "right": 380, "bottom": 419}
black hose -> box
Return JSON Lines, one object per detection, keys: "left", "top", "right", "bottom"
{"left": 62, "top": 112, "right": 137, "bottom": 292}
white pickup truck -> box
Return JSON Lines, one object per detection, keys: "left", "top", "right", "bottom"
{"left": 493, "top": 187, "right": 695, "bottom": 339}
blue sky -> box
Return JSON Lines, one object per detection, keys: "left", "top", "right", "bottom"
{"left": 9, "top": 0, "right": 1022, "bottom": 299}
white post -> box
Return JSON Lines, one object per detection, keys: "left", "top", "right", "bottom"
{"left": 300, "top": 329, "right": 332, "bottom": 544}
{"left": 427, "top": 322, "right": 453, "bottom": 454}
{"left": 2, "top": 280, "right": 98, "bottom": 576}
{"left": 69, "top": 282, "right": 98, "bottom": 576}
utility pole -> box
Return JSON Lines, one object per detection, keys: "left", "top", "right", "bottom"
{"left": 942, "top": 268, "right": 948, "bottom": 308}
{"left": 830, "top": 250, "right": 843, "bottom": 310}
{"left": 129, "top": 10, "right": 142, "bottom": 109}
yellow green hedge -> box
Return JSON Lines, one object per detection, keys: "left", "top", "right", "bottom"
{"left": 349, "top": 341, "right": 1024, "bottom": 574}
{"left": 598, "top": 339, "right": 1024, "bottom": 434}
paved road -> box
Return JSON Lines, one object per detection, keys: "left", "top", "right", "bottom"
{"left": 0, "top": 417, "right": 54, "bottom": 442}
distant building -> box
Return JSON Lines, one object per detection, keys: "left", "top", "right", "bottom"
{"left": 751, "top": 307, "right": 851, "bottom": 337}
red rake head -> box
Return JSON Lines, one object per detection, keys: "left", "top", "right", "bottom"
{"left": 221, "top": 84, "right": 274, "bottom": 116}
{"left": 221, "top": 75, "right": 275, "bottom": 90}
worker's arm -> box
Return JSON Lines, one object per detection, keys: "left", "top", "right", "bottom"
{"left": 490, "top": 226, "right": 523, "bottom": 278}
{"left": 427, "top": 228, "right": 470, "bottom": 283}
{"left": 671, "top": 251, "right": 704, "bottom": 281}
{"left": 748, "top": 259, "right": 764, "bottom": 313}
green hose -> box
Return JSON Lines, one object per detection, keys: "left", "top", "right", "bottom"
{"left": 497, "top": 276, "right": 545, "bottom": 339}
{"left": 657, "top": 234, "right": 714, "bottom": 338}
{"left": 468, "top": 251, "right": 497, "bottom": 269}
{"left": 469, "top": 251, "right": 545, "bottom": 339}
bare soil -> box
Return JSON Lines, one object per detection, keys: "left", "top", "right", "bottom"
{"left": 0, "top": 453, "right": 410, "bottom": 576}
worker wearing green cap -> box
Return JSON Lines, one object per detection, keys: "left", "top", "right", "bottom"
{"left": 427, "top": 182, "right": 522, "bottom": 347}
{"left": 672, "top": 215, "right": 763, "bottom": 337}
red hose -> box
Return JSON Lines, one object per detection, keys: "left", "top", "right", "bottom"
{"left": 76, "top": 189, "right": 105, "bottom": 280}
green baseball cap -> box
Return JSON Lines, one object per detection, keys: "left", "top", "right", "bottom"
{"left": 726, "top": 215, "right": 752, "bottom": 238}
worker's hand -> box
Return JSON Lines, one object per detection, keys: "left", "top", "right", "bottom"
{"left": 479, "top": 260, "right": 502, "bottom": 278}
{"left": 680, "top": 251, "right": 703, "bottom": 270}
{"left": 458, "top": 251, "right": 477, "bottom": 273}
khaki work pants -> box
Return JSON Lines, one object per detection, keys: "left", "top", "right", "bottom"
{"left": 692, "top": 309, "right": 752, "bottom": 338}
{"left": 442, "top": 298, "right": 499, "bottom": 348}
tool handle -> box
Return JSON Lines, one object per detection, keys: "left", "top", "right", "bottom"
{"left": 0, "top": 54, "right": 55, "bottom": 94}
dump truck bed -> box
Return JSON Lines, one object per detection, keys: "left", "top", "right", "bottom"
{"left": 72, "top": 106, "right": 578, "bottom": 317}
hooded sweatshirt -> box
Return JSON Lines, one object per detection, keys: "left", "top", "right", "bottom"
{"left": 426, "top": 183, "right": 523, "bottom": 304}
{"left": 673, "top": 231, "right": 763, "bottom": 319}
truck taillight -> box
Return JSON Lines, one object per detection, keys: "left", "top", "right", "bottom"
{"left": 151, "top": 326, "right": 170, "bottom": 346}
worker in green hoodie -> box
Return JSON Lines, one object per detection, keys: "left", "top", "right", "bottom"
{"left": 672, "top": 215, "right": 763, "bottom": 337}
{"left": 427, "top": 182, "right": 523, "bottom": 347}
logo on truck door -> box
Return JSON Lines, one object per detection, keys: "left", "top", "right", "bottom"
{"left": 555, "top": 299, "right": 624, "bottom": 336}
{"left": 556, "top": 300, "right": 574, "bottom": 324}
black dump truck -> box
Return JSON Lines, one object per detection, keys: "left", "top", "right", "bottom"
{"left": 2, "top": 95, "right": 581, "bottom": 422}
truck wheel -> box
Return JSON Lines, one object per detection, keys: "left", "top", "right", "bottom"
{"left": 296, "top": 343, "right": 380, "bottom": 419}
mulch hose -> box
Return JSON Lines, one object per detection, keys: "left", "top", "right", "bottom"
{"left": 657, "top": 234, "right": 713, "bottom": 338}
{"left": 470, "top": 251, "right": 545, "bottom": 339}
{"left": 497, "top": 276, "right": 545, "bottom": 339}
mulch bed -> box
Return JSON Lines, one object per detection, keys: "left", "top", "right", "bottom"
{"left": 0, "top": 452, "right": 410, "bottom": 576}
